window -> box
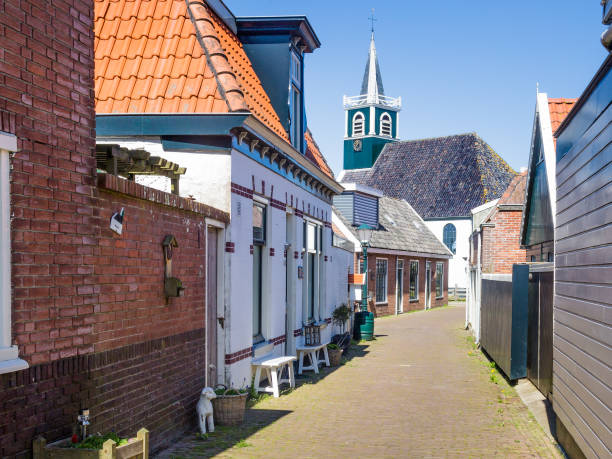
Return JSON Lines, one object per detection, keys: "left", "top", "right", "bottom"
{"left": 290, "top": 85, "right": 302, "bottom": 149}
{"left": 352, "top": 112, "right": 365, "bottom": 137}
{"left": 436, "top": 262, "right": 444, "bottom": 298}
{"left": 0, "top": 133, "right": 27, "bottom": 373}
{"left": 443, "top": 223, "right": 456, "bottom": 254}
{"left": 375, "top": 258, "right": 388, "bottom": 303}
{"left": 380, "top": 112, "right": 392, "bottom": 136}
{"left": 252, "top": 203, "right": 266, "bottom": 342}
{"left": 303, "top": 221, "right": 322, "bottom": 322}
{"left": 409, "top": 260, "right": 419, "bottom": 301}
{"left": 290, "top": 52, "right": 301, "bottom": 85}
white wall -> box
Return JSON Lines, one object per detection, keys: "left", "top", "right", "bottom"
{"left": 96, "top": 137, "right": 231, "bottom": 212}
{"left": 425, "top": 219, "right": 471, "bottom": 290}
{"left": 228, "top": 150, "right": 337, "bottom": 386}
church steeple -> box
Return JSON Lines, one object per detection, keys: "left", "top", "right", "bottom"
{"left": 342, "top": 20, "right": 401, "bottom": 171}
{"left": 361, "top": 33, "right": 385, "bottom": 103}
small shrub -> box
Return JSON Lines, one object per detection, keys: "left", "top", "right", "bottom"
{"left": 327, "top": 343, "right": 340, "bottom": 350}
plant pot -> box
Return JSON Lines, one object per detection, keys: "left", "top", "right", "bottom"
{"left": 33, "top": 428, "right": 149, "bottom": 459}
{"left": 328, "top": 348, "right": 343, "bottom": 366}
{"left": 212, "top": 386, "right": 248, "bottom": 426}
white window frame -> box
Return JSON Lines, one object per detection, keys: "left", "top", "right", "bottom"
{"left": 0, "top": 132, "right": 28, "bottom": 374}
{"left": 375, "top": 257, "right": 388, "bottom": 304}
{"left": 352, "top": 112, "right": 365, "bottom": 137}
{"left": 409, "top": 259, "right": 419, "bottom": 302}
{"left": 380, "top": 112, "right": 392, "bottom": 137}
{"left": 436, "top": 262, "right": 444, "bottom": 299}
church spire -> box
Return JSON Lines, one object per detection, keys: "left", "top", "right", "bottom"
{"left": 360, "top": 21, "right": 384, "bottom": 103}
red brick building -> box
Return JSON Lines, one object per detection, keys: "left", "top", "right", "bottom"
{"left": 472, "top": 172, "right": 528, "bottom": 275}
{"left": 333, "top": 186, "right": 452, "bottom": 316}
{"left": 0, "top": 0, "right": 227, "bottom": 455}
{"left": 466, "top": 172, "right": 527, "bottom": 342}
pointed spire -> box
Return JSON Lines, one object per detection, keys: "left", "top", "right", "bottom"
{"left": 360, "top": 31, "right": 385, "bottom": 103}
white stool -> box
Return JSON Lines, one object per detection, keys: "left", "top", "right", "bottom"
{"left": 251, "top": 356, "right": 296, "bottom": 398}
{"left": 296, "top": 342, "right": 330, "bottom": 375}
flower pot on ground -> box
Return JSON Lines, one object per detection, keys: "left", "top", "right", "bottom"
{"left": 327, "top": 343, "right": 343, "bottom": 366}
{"left": 212, "top": 385, "right": 248, "bottom": 426}
{"left": 33, "top": 428, "right": 149, "bottom": 459}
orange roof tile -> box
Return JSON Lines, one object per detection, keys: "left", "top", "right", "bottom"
{"left": 94, "top": 0, "right": 288, "bottom": 140}
{"left": 304, "top": 129, "right": 334, "bottom": 179}
{"left": 548, "top": 98, "right": 577, "bottom": 133}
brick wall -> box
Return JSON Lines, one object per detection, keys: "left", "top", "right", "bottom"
{"left": 0, "top": 329, "right": 205, "bottom": 456}
{"left": 0, "top": 1, "right": 230, "bottom": 450}
{"left": 365, "top": 254, "right": 448, "bottom": 317}
{"left": 1, "top": 0, "right": 97, "bottom": 364}
{"left": 481, "top": 209, "right": 526, "bottom": 274}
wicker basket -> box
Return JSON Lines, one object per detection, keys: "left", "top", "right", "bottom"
{"left": 211, "top": 385, "right": 248, "bottom": 426}
{"left": 328, "top": 348, "right": 343, "bottom": 366}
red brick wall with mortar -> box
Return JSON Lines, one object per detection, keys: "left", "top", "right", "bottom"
{"left": 2, "top": 175, "right": 222, "bottom": 455}
{"left": 0, "top": 1, "right": 228, "bottom": 453}
{"left": 365, "top": 255, "right": 448, "bottom": 317}
{"left": 481, "top": 209, "right": 526, "bottom": 274}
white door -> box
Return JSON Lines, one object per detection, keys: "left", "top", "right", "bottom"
{"left": 425, "top": 261, "right": 431, "bottom": 309}
{"left": 396, "top": 259, "right": 404, "bottom": 314}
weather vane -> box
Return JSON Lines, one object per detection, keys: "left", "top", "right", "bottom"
{"left": 369, "top": 8, "right": 377, "bottom": 34}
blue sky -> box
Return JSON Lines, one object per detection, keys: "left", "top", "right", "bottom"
{"left": 228, "top": 1, "right": 608, "bottom": 175}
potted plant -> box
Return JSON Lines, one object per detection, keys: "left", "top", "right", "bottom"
{"left": 332, "top": 304, "right": 351, "bottom": 334}
{"left": 327, "top": 343, "right": 343, "bottom": 366}
{"left": 33, "top": 429, "right": 149, "bottom": 458}
{"left": 212, "top": 384, "right": 248, "bottom": 426}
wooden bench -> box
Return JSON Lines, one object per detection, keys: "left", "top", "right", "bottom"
{"left": 296, "top": 341, "right": 330, "bottom": 375}
{"left": 251, "top": 355, "right": 296, "bottom": 398}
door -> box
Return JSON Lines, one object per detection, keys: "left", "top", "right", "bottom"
{"left": 527, "top": 269, "right": 554, "bottom": 397}
{"left": 396, "top": 259, "right": 404, "bottom": 314}
{"left": 206, "top": 227, "right": 218, "bottom": 386}
{"left": 425, "top": 261, "right": 431, "bottom": 309}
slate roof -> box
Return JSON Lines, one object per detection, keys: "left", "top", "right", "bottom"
{"left": 339, "top": 197, "right": 452, "bottom": 257}
{"left": 341, "top": 133, "right": 516, "bottom": 219}
{"left": 338, "top": 168, "right": 371, "bottom": 183}
{"left": 94, "top": 0, "right": 288, "bottom": 140}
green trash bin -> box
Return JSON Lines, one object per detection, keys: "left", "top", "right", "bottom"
{"left": 360, "top": 312, "right": 374, "bottom": 341}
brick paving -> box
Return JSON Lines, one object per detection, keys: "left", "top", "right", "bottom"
{"left": 158, "top": 304, "right": 562, "bottom": 458}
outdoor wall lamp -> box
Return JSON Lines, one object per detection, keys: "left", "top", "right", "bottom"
{"left": 162, "top": 234, "right": 185, "bottom": 299}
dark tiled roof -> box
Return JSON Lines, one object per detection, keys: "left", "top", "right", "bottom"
{"left": 342, "top": 133, "right": 516, "bottom": 219}
{"left": 338, "top": 168, "right": 372, "bottom": 184}
{"left": 339, "top": 197, "right": 451, "bottom": 257}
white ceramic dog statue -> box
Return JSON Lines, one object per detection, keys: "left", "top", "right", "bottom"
{"left": 196, "top": 387, "right": 216, "bottom": 434}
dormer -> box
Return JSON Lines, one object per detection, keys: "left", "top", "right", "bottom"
{"left": 236, "top": 17, "right": 321, "bottom": 153}
{"left": 333, "top": 183, "right": 383, "bottom": 229}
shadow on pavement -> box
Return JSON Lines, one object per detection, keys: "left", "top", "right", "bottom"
{"left": 157, "top": 409, "right": 292, "bottom": 458}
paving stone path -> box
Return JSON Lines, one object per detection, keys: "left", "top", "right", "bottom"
{"left": 158, "top": 304, "right": 562, "bottom": 458}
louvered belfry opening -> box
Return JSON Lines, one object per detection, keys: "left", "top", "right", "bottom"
{"left": 95, "top": 144, "right": 186, "bottom": 195}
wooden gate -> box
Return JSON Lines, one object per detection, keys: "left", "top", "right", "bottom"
{"left": 527, "top": 266, "right": 554, "bottom": 398}
{"left": 206, "top": 227, "right": 218, "bottom": 386}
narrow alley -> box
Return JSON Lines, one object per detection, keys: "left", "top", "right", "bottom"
{"left": 160, "top": 305, "right": 562, "bottom": 458}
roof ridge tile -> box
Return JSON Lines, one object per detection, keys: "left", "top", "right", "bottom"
{"left": 186, "top": 0, "right": 247, "bottom": 112}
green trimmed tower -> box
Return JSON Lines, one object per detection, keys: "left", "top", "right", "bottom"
{"left": 343, "top": 33, "right": 401, "bottom": 170}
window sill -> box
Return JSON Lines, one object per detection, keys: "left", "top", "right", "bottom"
{"left": 409, "top": 299, "right": 419, "bottom": 303}
{"left": 0, "top": 349, "right": 28, "bottom": 375}
{"left": 252, "top": 340, "right": 273, "bottom": 359}
{"left": 375, "top": 302, "right": 388, "bottom": 305}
